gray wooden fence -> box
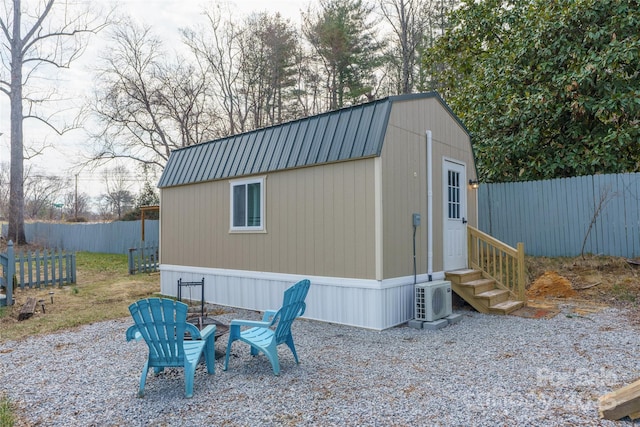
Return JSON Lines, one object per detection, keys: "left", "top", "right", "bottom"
{"left": 15, "top": 246, "right": 76, "bottom": 289}
{"left": 478, "top": 173, "right": 640, "bottom": 258}
{"left": 128, "top": 242, "right": 160, "bottom": 274}
{"left": 0, "top": 242, "right": 15, "bottom": 306}
{"left": 1, "top": 220, "right": 159, "bottom": 254}
{"left": 0, "top": 241, "right": 76, "bottom": 306}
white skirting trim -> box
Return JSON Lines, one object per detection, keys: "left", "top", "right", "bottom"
{"left": 160, "top": 265, "right": 446, "bottom": 330}
{"left": 160, "top": 264, "right": 444, "bottom": 289}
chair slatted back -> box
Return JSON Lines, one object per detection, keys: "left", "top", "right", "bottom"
{"left": 129, "top": 298, "right": 189, "bottom": 366}
{"left": 272, "top": 279, "right": 310, "bottom": 345}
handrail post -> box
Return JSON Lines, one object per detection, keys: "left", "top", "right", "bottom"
{"left": 517, "top": 242, "right": 526, "bottom": 304}
{"left": 467, "top": 227, "right": 473, "bottom": 269}
{"left": 71, "top": 253, "right": 77, "bottom": 283}
{"left": 6, "top": 241, "right": 14, "bottom": 306}
{"left": 128, "top": 248, "right": 136, "bottom": 275}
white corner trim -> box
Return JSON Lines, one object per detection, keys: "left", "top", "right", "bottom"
{"left": 374, "top": 156, "right": 383, "bottom": 280}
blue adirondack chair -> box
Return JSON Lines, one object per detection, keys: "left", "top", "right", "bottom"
{"left": 126, "top": 298, "right": 216, "bottom": 398}
{"left": 223, "top": 279, "right": 311, "bottom": 375}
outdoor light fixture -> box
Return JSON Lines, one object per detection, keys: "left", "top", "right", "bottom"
{"left": 469, "top": 179, "right": 480, "bottom": 189}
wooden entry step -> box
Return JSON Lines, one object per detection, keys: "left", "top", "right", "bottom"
{"left": 445, "top": 269, "right": 524, "bottom": 315}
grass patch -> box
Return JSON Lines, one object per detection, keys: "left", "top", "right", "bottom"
{"left": 0, "top": 252, "right": 159, "bottom": 343}
{"left": 611, "top": 282, "right": 637, "bottom": 303}
{"left": 0, "top": 393, "right": 14, "bottom": 427}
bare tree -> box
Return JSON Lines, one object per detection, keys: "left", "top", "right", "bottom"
{"left": 419, "top": 0, "right": 460, "bottom": 91}
{"left": 183, "top": 8, "right": 301, "bottom": 134}
{"left": 100, "top": 164, "right": 134, "bottom": 220}
{"left": 91, "top": 20, "right": 219, "bottom": 169}
{"left": 291, "top": 44, "right": 325, "bottom": 117}
{"left": 63, "top": 190, "right": 89, "bottom": 221}
{"left": 0, "top": 162, "right": 9, "bottom": 220}
{"left": 0, "top": 0, "right": 110, "bottom": 243}
{"left": 378, "top": 0, "right": 431, "bottom": 94}
{"left": 581, "top": 186, "right": 618, "bottom": 259}
{"left": 23, "top": 171, "right": 67, "bottom": 219}
{"left": 182, "top": 5, "right": 246, "bottom": 135}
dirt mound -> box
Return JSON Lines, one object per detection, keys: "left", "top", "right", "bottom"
{"left": 527, "top": 271, "right": 577, "bottom": 299}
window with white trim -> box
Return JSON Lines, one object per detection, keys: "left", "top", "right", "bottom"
{"left": 230, "top": 177, "right": 264, "bottom": 231}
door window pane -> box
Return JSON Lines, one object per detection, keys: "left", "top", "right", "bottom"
{"left": 448, "top": 170, "right": 460, "bottom": 220}
{"left": 247, "top": 183, "right": 261, "bottom": 227}
{"left": 233, "top": 185, "right": 246, "bottom": 227}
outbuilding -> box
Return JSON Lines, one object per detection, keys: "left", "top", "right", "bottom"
{"left": 157, "top": 92, "right": 478, "bottom": 330}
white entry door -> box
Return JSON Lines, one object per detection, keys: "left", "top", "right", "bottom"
{"left": 443, "top": 159, "right": 467, "bottom": 271}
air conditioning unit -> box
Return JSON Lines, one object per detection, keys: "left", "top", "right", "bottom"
{"left": 415, "top": 281, "right": 452, "bottom": 322}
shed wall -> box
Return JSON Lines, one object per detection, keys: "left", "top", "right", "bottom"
{"left": 160, "top": 159, "right": 378, "bottom": 279}
{"left": 381, "top": 97, "right": 477, "bottom": 278}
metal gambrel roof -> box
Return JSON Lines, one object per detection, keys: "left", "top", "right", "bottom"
{"left": 157, "top": 92, "right": 452, "bottom": 188}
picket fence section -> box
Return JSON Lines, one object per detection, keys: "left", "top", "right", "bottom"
{"left": 1, "top": 220, "right": 159, "bottom": 254}
{"left": 0, "top": 242, "right": 15, "bottom": 306}
{"left": 128, "top": 242, "right": 159, "bottom": 274}
{"left": 478, "top": 172, "right": 640, "bottom": 258}
{"left": 15, "top": 247, "right": 76, "bottom": 289}
{"left": 0, "top": 241, "right": 76, "bottom": 306}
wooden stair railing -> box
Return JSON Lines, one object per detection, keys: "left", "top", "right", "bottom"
{"left": 467, "top": 225, "right": 526, "bottom": 303}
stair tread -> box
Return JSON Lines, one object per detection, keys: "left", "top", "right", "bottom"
{"left": 491, "top": 300, "right": 524, "bottom": 310}
{"left": 462, "top": 278, "right": 495, "bottom": 287}
{"left": 447, "top": 269, "right": 478, "bottom": 275}
{"left": 476, "top": 289, "right": 509, "bottom": 298}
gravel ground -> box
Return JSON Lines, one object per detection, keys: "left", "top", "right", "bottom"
{"left": 1, "top": 304, "right": 639, "bottom": 427}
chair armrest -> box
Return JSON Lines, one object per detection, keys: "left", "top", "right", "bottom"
{"left": 198, "top": 324, "right": 216, "bottom": 341}
{"left": 297, "top": 302, "right": 306, "bottom": 317}
{"left": 230, "top": 319, "right": 272, "bottom": 329}
{"left": 126, "top": 325, "right": 142, "bottom": 342}
{"left": 261, "top": 310, "right": 277, "bottom": 322}
{"left": 185, "top": 323, "right": 216, "bottom": 340}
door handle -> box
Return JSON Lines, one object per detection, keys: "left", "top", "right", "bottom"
{"left": 462, "top": 217, "right": 468, "bottom": 224}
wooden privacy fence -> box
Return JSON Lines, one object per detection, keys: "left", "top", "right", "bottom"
{"left": 1, "top": 220, "right": 159, "bottom": 254}
{"left": 0, "top": 241, "right": 76, "bottom": 306}
{"left": 128, "top": 242, "right": 159, "bottom": 274}
{"left": 478, "top": 172, "right": 640, "bottom": 257}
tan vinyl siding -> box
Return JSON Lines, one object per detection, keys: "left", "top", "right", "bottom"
{"left": 379, "top": 124, "right": 425, "bottom": 279}
{"left": 161, "top": 159, "right": 377, "bottom": 279}
{"left": 380, "top": 97, "right": 476, "bottom": 278}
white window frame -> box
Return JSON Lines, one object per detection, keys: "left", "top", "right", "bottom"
{"left": 229, "top": 176, "right": 265, "bottom": 232}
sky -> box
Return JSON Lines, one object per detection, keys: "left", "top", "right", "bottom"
{"left": 0, "top": 0, "right": 305, "bottom": 208}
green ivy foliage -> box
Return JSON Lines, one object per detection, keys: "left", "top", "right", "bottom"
{"left": 429, "top": 0, "right": 640, "bottom": 182}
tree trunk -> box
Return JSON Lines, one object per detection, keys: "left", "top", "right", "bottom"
{"left": 400, "top": 0, "right": 411, "bottom": 94}
{"left": 8, "top": 0, "right": 26, "bottom": 244}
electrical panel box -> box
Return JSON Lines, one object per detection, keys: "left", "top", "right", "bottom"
{"left": 412, "top": 213, "right": 421, "bottom": 227}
